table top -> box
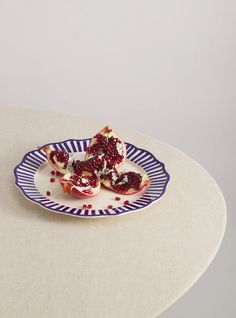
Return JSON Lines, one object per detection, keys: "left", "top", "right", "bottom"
{"left": 0, "top": 107, "right": 226, "bottom": 318}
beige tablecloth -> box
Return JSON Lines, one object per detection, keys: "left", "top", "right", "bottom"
{"left": 0, "top": 107, "right": 226, "bottom": 318}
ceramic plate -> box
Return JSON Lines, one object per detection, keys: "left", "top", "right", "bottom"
{"left": 14, "top": 139, "right": 170, "bottom": 218}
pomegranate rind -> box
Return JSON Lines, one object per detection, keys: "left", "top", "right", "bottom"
{"left": 85, "top": 126, "right": 127, "bottom": 169}
{"left": 102, "top": 173, "right": 150, "bottom": 195}
{"left": 41, "top": 145, "right": 71, "bottom": 175}
{"left": 59, "top": 173, "right": 101, "bottom": 199}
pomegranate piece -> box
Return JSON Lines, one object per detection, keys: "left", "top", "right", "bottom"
{"left": 102, "top": 171, "right": 150, "bottom": 195}
{"left": 85, "top": 126, "right": 126, "bottom": 171}
{"left": 59, "top": 172, "right": 100, "bottom": 199}
{"left": 41, "top": 145, "right": 72, "bottom": 175}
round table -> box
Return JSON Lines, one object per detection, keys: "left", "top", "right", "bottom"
{"left": 0, "top": 107, "right": 226, "bottom": 318}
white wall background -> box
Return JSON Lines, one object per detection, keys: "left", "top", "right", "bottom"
{"left": 0, "top": 0, "right": 235, "bottom": 316}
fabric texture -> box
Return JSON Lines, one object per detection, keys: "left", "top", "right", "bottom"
{"left": 0, "top": 107, "right": 226, "bottom": 318}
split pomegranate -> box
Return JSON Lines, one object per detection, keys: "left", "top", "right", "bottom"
{"left": 59, "top": 172, "right": 100, "bottom": 198}
{"left": 102, "top": 170, "right": 150, "bottom": 195}
{"left": 41, "top": 145, "right": 72, "bottom": 175}
{"left": 85, "top": 126, "right": 126, "bottom": 171}
{"left": 41, "top": 126, "right": 150, "bottom": 201}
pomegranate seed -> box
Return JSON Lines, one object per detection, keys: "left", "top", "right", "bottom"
{"left": 108, "top": 205, "right": 113, "bottom": 209}
{"left": 82, "top": 204, "right": 87, "bottom": 209}
{"left": 56, "top": 171, "right": 61, "bottom": 176}
{"left": 51, "top": 170, "right": 55, "bottom": 175}
{"left": 124, "top": 200, "right": 129, "bottom": 205}
{"left": 87, "top": 204, "right": 92, "bottom": 209}
{"left": 50, "top": 177, "right": 55, "bottom": 183}
{"left": 46, "top": 191, "right": 51, "bottom": 196}
{"left": 115, "top": 197, "right": 121, "bottom": 201}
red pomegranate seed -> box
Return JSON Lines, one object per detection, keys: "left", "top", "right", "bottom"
{"left": 51, "top": 170, "right": 55, "bottom": 175}
{"left": 87, "top": 204, "right": 92, "bottom": 209}
{"left": 56, "top": 171, "right": 61, "bottom": 176}
{"left": 50, "top": 177, "right": 55, "bottom": 183}
{"left": 115, "top": 197, "right": 121, "bottom": 201}
{"left": 82, "top": 204, "right": 87, "bottom": 209}
{"left": 108, "top": 205, "right": 113, "bottom": 209}
{"left": 46, "top": 191, "right": 51, "bottom": 196}
{"left": 124, "top": 200, "right": 129, "bottom": 205}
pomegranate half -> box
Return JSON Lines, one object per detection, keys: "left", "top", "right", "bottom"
{"left": 59, "top": 172, "right": 100, "bottom": 198}
{"left": 41, "top": 145, "right": 72, "bottom": 175}
{"left": 85, "top": 126, "right": 126, "bottom": 171}
{"left": 101, "top": 170, "right": 150, "bottom": 195}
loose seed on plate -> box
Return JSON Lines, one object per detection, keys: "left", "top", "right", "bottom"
{"left": 124, "top": 200, "right": 129, "bottom": 205}
{"left": 115, "top": 197, "right": 121, "bottom": 201}
{"left": 46, "top": 191, "right": 51, "bottom": 196}
{"left": 50, "top": 177, "right": 55, "bottom": 183}
{"left": 51, "top": 170, "right": 55, "bottom": 175}
{"left": 108, "top": 205, "right": 113, "bottom": 209}
{"left": 87, "top": 204, "right": 92, "bottom": 209}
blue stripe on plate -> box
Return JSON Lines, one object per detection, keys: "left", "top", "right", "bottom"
{"left": 63, "top": 142, "right": 72, "bottom": 153}
{"left": 76, "top": 140, "right": 82, "bottom": 152}
{"left": 70, "top": 140, "right": 77, "bottom": 152}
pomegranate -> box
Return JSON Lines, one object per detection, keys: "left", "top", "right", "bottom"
{"left": 41, "top": 127, "right": 150, "bottom": 200}
{"left": 85, "top": 126, "right": 126, "bottom": 171}
{"left": 41, "top": 145, "right": 72, "bottom": 175}
{"left": 101, "top": 170, "right": 150, "bottom": 195}
{"left": 59, "top": 172, "right": 100, "bottom": 199}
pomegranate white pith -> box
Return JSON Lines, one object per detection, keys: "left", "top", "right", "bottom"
{"left": 59, "top": 172, "right": 101, "bottom": 198}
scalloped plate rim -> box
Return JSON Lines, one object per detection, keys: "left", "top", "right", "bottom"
{"left": 14, "top": 139, "right": 170, "bottom": 218}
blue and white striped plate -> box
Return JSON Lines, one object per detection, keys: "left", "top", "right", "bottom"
{"left": 14, "top": 139, "right": 170, "bottom": 218}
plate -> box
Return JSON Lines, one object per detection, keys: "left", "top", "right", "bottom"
{"left": 14, "top": 139, "right": 170, "bottom": 218}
